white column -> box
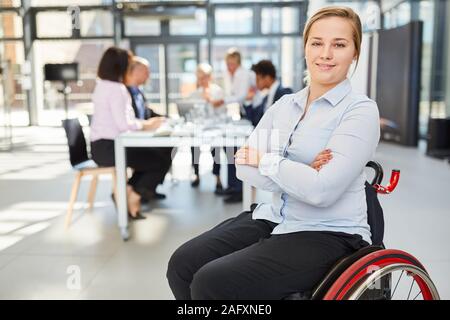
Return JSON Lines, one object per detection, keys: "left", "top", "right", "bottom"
{"left": 30, "top": 43, "right": 44, "bottom": 125}
{"left": 281, "top": 8, "right": 295, "bottom": 89}
{"left": 445, "top": 1, "right": 450, "bottom": 116}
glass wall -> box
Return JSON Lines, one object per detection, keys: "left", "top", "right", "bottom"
{"left": 261, "top": 7, "right": 300, "bottom": 34}
{"left": 124, "top": 17, "right": 160, "bottom": 37}
{"left": 167, "top": 43, "right": 198, "bottom": 101}
{"left": 417, "top": 1, "right": 435, "bottom": 136}
{"left": 1, "top": 0, "right": 306, "bottom": 125}
{"left": 169, "top": 9, "right": 207, "bottom": 35}
{"left": 36, "top": 11, "right": 73, "bottom": 38}
{"left": 0, "top": 0, "right": 20, "bottom": 8}
{"left": 134, "top": 43, "right": 165, "bottom": 115}
{"left": 211, "top": 37, "right": 302, "bottom": 92}
{"left": 0, "top": 41, "right": 27, "bottom": 126}
{"left": 80, "top": 10, "right": 114, "bottom": 37}
{"left": 2, "top": 0, "right": 449, "bottom": 132}
{"left": 0, "top": 11, "right": 21, "bottom": 37}
{"left": 30, "top": 0, "right": 112, "bottom": 5}
{"left": 212, "top": 3, "right": 303, "bottom": 91}
{"left": 33, "top": 40, "right": 114, "bottom": 125}
{"left": 215, "top": 8, "right": 254, "bottom": 35}
{"left": 0, "top": 1, "right": 27, "bottom": 126}
{"left": 383, "top": 1, "right": 411, "bottom": 28}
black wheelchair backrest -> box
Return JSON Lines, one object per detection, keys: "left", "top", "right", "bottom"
{"left": 365, "top": 181, "right": 384, "bottom": 246}
{"left": 365, "top": 161, "right": 385, "bottom": 246}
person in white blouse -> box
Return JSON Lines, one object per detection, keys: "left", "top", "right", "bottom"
{"left": 210, "top": 48, "right": 255, "bottom": 203}
{"left": 167, "top": 6, "right": 380, "bottom": 300}
{"left": 211, "top": 48, "right": 254, "bottom": 108}
{"left": 189, "top": 63, "right": 225, "bottom": 193}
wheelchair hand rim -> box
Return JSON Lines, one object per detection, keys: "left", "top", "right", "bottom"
{"left": 323, "top": 249, "right": 437, "bottom": 300}
{"left": 347, "top": 263, "right": 440, "bottom": 300}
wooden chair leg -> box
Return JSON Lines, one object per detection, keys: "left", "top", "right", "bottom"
{"left": 111, "top": 171, "right": 118, "bottom": 203}
{"left": 87, "top": 174, "right": 98, "bottom": 211}
{"left": 65, "top": 171, "right": 83, "bottom": 229}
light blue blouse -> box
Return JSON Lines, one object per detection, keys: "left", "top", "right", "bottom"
{"left": 236, "top": 78, "right": 380, "bottom": 244}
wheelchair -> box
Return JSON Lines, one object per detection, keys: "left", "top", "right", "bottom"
{"left": 286, "top": 161, "right": 440, "bottom": 300}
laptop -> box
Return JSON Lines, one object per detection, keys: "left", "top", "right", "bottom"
{"left": 176, "top": 100, "right": 207, "bottom": 119}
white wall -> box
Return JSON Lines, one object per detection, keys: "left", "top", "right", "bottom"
{"left": 349, "top": 33, "right": 371, "bottom": 96}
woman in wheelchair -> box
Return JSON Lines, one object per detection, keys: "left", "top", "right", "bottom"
{"left": 166, "top": 6, "right": 440, "bottom": 300}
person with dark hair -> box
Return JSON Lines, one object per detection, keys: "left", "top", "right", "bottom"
{"left": 124, "top": 56, "right": 173, "bottom": 202}
{"left": 90, "top": 47, "right": 168, "bottom": 219}
{"left": 244, "top": 60, "right": 293, "bottom": 127}
{"left": 96, "top": 46, "right": 131, "bottom": 82}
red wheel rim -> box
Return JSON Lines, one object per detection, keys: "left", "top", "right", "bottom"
{"left": 323, "top": 249, "right": 433, "bottom": 300}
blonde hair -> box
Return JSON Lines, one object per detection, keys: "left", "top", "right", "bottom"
{"left": 303, "top": 6, "right": 362, "bottom": 84}
{"left": 196, "top": 63, "right": 213, "bottom": 76}
{"left": 225, "top": 47, "right": 241, "bottom": 65}
{"left": 129, "top": 56, "right": 150, "bottom": 72}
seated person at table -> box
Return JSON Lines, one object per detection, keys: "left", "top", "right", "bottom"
{"left": 244, "top": 60, "right": 293, "bottom": 127}
{"left": 125, "top": 56, "right": 173, "bottom": 202}
{"left": 208, "top": 49, "right": 255, "bottom": 203}
{"left": 90, "top": 47, "right": 167, "bottom": 219}
{"left": 189, "top": 63, "right": 225, "bottom": 193}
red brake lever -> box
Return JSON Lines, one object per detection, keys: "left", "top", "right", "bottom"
{"left": 374, "top": 170, "right": 400, "bottom": 194}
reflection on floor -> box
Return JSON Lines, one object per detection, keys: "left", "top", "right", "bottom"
{"left": 0, "top": 126, "right": 449, "bottom": 299}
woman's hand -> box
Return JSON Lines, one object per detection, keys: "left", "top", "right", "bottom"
{"left": 310, "top": 149, "right": 332, "bottom": 171}
{"left": 235, "top": 146, "right": 262, "bottom": 167}
{"left": 246, "top": 87, "right": 257, "bottom": 101}
{"left": 142, "top": 117, "right": 165, "bottom": 131}
{"left": 235, "top": 147, "right": 333, "bottom": 170}
{"left": 211, "top": 99, "right": 224, "bottom": 108}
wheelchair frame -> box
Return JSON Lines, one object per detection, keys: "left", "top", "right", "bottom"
{"left": 288, "top": 161, "right": 440, "bottom": 300}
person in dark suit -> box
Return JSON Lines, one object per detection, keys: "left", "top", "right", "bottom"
{"left": 218, "top": 60, "right": 292, "bottom": 204}
{"left": 126, "top": 57, "right": 163, "bottom": 120}
{"left": 244, "top": 60, "right": 293, "bottom": 127}
{"left": 125, "top": 56, "right": 173, "bottom": 202}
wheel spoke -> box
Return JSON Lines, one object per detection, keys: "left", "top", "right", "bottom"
{"left": 413, "top": 290, "right": 422, "bottom": 300}
{"left": 391, "top": 270, "right": 404, "bottom": 298}
{"left": 407, "top": 278, "right": 415, "bottom": 300}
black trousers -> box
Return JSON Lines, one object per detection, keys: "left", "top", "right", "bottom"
{"left": 225, "top": 146, "right": 242, "bottom": 192}
{"left": 91, "top": 139, "right": 173, "bottom": 197}
{"left": 191, "top": 147, "right": 221, "bottom": 177}
{"left": 166, "top": 208, "right": 369, "bottom": 300}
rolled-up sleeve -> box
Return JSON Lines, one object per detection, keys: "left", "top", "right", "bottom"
{"left": 236, "top": 101, "right": 283, "bottom": 193}
{"left": 259, "top": 101, "right": 380, "bottom": 207}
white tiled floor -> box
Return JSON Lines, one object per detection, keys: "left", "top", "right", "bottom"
{"left": 0, "top": 126, "right": 449, "bottom": 299}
